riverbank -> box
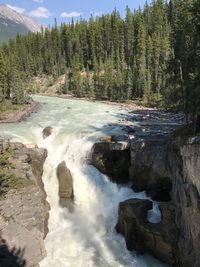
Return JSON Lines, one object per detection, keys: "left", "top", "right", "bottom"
{"left": 39, "top": 92, "right": 157, "bottom": 111}
{"left": 0, "top": 101, "right": 39, "bottom": 123}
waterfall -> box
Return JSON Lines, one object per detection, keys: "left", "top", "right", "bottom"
{"left": 0, "top": 96, "right": 169, "bottom": 267}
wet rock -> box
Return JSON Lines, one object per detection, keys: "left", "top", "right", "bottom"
{"left": 99, "top": 136, "right": 112, "bottom": 142}
{"left": 111, "top": 134, "right": 130, "bottom": 142}
{"left": 122, "top": 125, "right": 136, "bottom": 133}
{"left": 129, "top": 137, "right": 172, "bottom": 201}
{"left": 56, "top": 161, "right": 74, "bottom": 211}
{"left": 91, "top": 142, "right": 130, "bottom": 183}
{"left": 117, "top": 133, "right": 200, "bottom": 267}
{"left": 42, "top": 126, "right": 53, "bottom": 139}
{"left": 116, "top": 199, "right": 177, "bottom": 265}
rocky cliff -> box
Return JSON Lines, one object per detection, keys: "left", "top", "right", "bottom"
{"left": 91, "top": 132, "right": 200, "bottom": 267}
{"left": 0, "top": 139, "right": 49, "bottom": 267}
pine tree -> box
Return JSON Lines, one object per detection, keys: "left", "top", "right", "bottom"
{"left": 0, "top": 48, "right": 7, "bottom": 102}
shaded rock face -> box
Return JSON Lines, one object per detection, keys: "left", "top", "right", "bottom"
{"left": 0, "top": 239, "right": 26, "bottom": 267}
{"left": 116, "top": 199, "right": 177, "bottom": 265}
{"left": 91, "top": 141, "right": 130, "bottom": 183}
{"left": 42, "top": 126, "right": 53, "bottom": 139}
{"left": 0, "top": 139, "right": 49, "bottom": 267}
{"left": 116, "top": 135, "right": 200, "bottom": 267}
{"left": 169, "top": 136, "right": 200, "bottom": 267}
{"left": 129, "top": 138, "right": 172, "bottom": 201}
{"left": 56, "top": 161, "right": 74, "bottom": 211}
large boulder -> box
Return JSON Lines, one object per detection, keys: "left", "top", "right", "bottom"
{"left": 56, "top": 161, "right": 74, "bottom": 211}
{"left": 116, "top": 199, "right": 177, "bottom": 265}
{"left": 42, "top": 127, "right": 53, "bottom": 139}
{"left": 91, "top": 141, "right": 130, "bottom": 183}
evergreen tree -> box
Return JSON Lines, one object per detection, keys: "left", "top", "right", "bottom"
{"left": 0, "top": 48, "right": 7, "bottom": 102}
{"left": 0, "top": 0, "right": 199, "bottom": 126}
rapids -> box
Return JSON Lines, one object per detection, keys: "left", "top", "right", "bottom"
{"left": 0, "top": 96, "right": 169, "bottom": 267}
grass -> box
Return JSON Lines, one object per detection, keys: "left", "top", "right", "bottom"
{"left": 0, "top": 144, "right": 15, "bottom": 168}
{"left": 0, "top": 100, "right": 25, "bottom": 119}
{"left": 0, "top": 171, "right": 33, "bottom": 196}
{"left": 0, "top": 144, "right": 33, "bottom": 196}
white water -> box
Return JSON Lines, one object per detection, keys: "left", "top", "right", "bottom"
{"left": 0, "top": 96, "right": 169, "bottom": 267}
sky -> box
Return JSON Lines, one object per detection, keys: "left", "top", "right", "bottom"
{"left": 4, "top": 0, "right": 150, "bottom": 25}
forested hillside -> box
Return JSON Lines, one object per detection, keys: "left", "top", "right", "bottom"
{"left": 0, "top": 0, "right": 199, "bottom": 122}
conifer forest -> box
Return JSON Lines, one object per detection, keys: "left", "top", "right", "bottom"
{"left": 0, "top": 0, "right": 199, "bottom": 122}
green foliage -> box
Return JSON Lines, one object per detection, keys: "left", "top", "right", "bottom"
{"left": 0, "top": 0, "right": 199, "bottom": 127}
{"left": 0, "top": 171, "right": 33, "bottom": 196}
{"left": 0, "top": 144, "right": 14, "bottom": 168}
{"left": 0, "top": 48, "right": 7, "bottom": 102}
{"left": 0, "top": 144, "right": 33, "bottom": 196}
{"left": 0, "top": 99, "right": 25, "bottom": 120}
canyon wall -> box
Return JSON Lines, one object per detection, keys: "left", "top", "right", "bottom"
{"left": 92, "top": 134, "right": 200, "bottom": 267}
{"left": 0, "top": 139, "right": 49, "bottom": 267}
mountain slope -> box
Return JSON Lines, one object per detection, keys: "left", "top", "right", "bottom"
{"left": 0, "top": 4, "right": 41, "bottom": 43}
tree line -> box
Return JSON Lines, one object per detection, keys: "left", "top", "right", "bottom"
{"left": 0, "top": 0, "right": 199, "bottom": 123}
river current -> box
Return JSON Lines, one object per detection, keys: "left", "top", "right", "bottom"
{"left": 0, "top": 96, "right": 169, "bottom": 267}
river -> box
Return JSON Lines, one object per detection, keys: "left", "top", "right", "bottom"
{"left": 0, "top": 95, "right": 169, "bottom": 267}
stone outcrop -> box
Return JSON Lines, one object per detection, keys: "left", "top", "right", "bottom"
{"left": 42, "top": 127, "right": 53, "bottom": 139}
{"left": 91, "top": 141, "right": 130, "bottom": 183}
{"left": 56, "top": 161, "right": 74, "bottom": 211}
{"left": 0, "top": 139, "right": 49, "bottom": 267}
{"left": 115, "top": 135, "right": 200, "bottom": 267}
{"left": 170, "top": 136, "right": 200, "bottom": 267}
{"left": 91, "top": 131, "right": 200, "bottom": 266}
{"left": 129, "top": 137, "right": 172, "bottom": 201}
{"left": 116, "top": 199, "right": 177, "bottom": 265}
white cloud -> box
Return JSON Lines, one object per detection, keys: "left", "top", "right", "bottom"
{"left": 29, "top": 7, "right": 51, "bottom": 18}
{"left": 7, "top": 4, "right": 25, "bottom": 14}
{"left": 60, "top": 11, "right": 82, "bottom": 18}
{"left": 33, "top": 0, "right": 44, "bottom": 3}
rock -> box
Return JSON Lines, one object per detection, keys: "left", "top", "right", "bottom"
{"left": 100, "top": 136, "right": 112, "bottom": 142}
{"left": 42, "top": 126, "right": 53, "bottom": 139}
{"left": 0, "top": 139, "right": 49, "bottom": 267}
{"left": 91, "top": 142, "right": 130, "bottom": 183}
{"left": 0, "top": 239, "right": 27, "bottom": 267}
{"left": 25, "top": 144, "right": 38, "bottom": 149}
{"left": 111, "top": 134, "right": 130, "bottom": 142}
{"left": 169, "top": 136, "right": 200, "bottom": 267}
{"left": 56, "top": 161, "right": 74, "bottom": 211}
{"left": 117, "top": 134, "right": 200, "bottom": 267}
{"left": 116, "top": 199, "right": 177, "bottom": 265}
{"left": 129, "top": 137, "right": 172, "bottom": 201}
{"left": 122, "top": 125, "right": 136, "bottom": 133}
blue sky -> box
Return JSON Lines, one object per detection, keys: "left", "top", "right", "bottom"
{"left": 5, "top": 0, "right": 150, "bottom": 25}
